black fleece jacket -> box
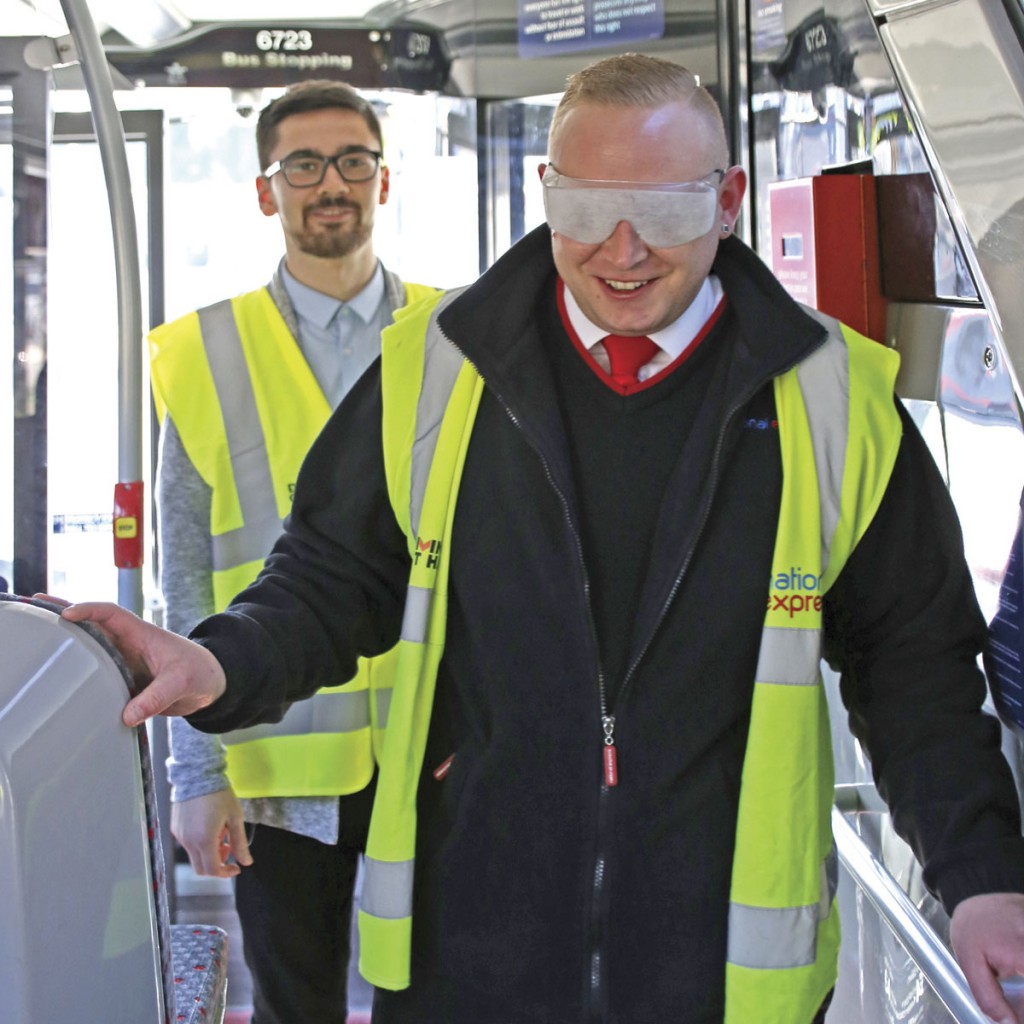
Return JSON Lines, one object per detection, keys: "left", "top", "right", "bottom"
{"left": 189, "top": 226, "right": 1024, "bottom": 1023}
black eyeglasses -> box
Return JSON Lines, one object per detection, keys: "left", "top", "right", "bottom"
{"left": 263, "top": 147, "right": 383, "bottom": 187}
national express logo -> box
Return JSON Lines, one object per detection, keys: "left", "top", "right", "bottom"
{"left": 414, "top": 537, "right": 443, "bottom": 570}
{"left": 769, "top": 566, "right": 822, "bottom": 618}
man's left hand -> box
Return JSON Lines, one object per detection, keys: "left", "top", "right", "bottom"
{"left": 951, "top": 891, "right": 1024, "bottom": 1024}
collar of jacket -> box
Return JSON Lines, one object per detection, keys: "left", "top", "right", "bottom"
{"left": 437, "top": 224, "right": 830, "bottom": 404}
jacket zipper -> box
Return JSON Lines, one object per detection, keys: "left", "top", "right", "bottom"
{"left": 585, "top": 383, "right": 774, "bottom": 1020}
{"left": 484, "top": 395, "right": 614, "bottom": 1021}
{"left": 445, "top": 325, "right": 805, "bottom": 1021}
{"left": 489, "top": 384, "right": 754, "bottom": 1023}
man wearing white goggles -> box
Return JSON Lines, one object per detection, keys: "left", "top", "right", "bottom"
{"left": 540, "top": 164, "right": 725, "bottom": 248}
{"left": 538, "top": 76, "right": 745, "bottom": 345}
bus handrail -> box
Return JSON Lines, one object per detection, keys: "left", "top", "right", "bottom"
{"left": 57, "top": 0, "right": 144, "bottom": 615}
{"left": 831, "top": 803, "right": 992, "bottom": 1024}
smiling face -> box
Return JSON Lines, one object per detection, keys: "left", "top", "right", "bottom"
{"left": 547, "top": 100, "right": 744, "bottom": 336}
{"left": 256, "top": 107, "right": 390, "bottom": 263}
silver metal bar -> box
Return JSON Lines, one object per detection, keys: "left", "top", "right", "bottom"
{"left": 831, "top": 807, "right": 992, "bottom": 1024}
{"left": 57, "top": 0, "right": 144, "bottom": 615}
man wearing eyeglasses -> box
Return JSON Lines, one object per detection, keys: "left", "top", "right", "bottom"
{"left": 74, "top": 52, "right": 1024, "bottom": 1024}
{"left": 148, "top": 79, "right": 434, "bottom": 1024}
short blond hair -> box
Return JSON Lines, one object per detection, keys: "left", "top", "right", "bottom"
{"left": 549, "top": 53, "right": 728, "bottom": 165}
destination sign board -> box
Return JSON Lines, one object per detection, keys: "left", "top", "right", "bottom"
{"left": 106, "top": 23, "right": 450, "bottom": 92}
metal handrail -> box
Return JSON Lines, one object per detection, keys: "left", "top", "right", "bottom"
{"left": 57, "top": 0, "right": 144, "bottom": 616}
{"left": 831, "top": 805, "right": 992, "bottom": 1024}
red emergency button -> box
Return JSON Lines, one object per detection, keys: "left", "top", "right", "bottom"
{"left": 113, "top": 481, "right": 144, "bottom": 568}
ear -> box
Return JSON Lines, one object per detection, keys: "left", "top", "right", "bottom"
{"left": 256, "top": 175, "right": 278, "bottom": 218}
{"left": 378, "top": 165, "right": 391, "bottom": 206}
{"left": 718, "top": 166, "right": 747, "bottom": 235}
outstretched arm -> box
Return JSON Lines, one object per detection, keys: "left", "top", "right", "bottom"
{"left": 60, "top": 601, "right": 225, "bottom": 726}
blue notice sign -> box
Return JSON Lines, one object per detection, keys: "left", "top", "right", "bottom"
{"left": 518, "top": 0, "right": 665, "bottom": 58}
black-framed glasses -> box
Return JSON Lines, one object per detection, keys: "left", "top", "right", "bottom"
{"left": 263, "top": 147, "right": 383, "bottom": 187}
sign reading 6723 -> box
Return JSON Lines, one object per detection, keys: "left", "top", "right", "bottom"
{"left": 255, "top": 29, "right": 313, "bottom": 51}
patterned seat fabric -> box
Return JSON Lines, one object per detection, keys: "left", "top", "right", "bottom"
{"left": 169, "top": 925, "right": 230, "bottom": 1024}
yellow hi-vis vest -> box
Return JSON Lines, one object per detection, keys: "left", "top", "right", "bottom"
{"left": 360, "top": 291, "right": 902, "bottom": 1021}
{"left": 149, "top": 277, "right": 437, "bottom": 798}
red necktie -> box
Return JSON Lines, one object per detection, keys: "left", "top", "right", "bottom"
{"left": 602, "top": 334, "right": 659, "bottom": 390}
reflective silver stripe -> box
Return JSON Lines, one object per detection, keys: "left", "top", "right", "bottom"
{"left": 401, "top": 585, "right": 432, "bottom": 644}
{"left": 727, "top": 901, "right": 819, "bottom": 969}
{"left": 211, "top": 514, "right": 284, "bottom": 572}
{"left": 223, "top": 688, "right": 370, "bottom": 745}
{"left": 362, "top": 856, "right": 415, "bottom": 919}
{"left": 198, "top": 299, "right": 282, "bottom": 572}
{"left": 727, "top": 846, "right": 838, "bottom": 969}
{"left": 755, "top": 626, "right": 821, "bottom": 685}
{"left": 795, "top": 314, "right": 850, "bottom": 580}
{"left": 410, "top": 289, "right": 469, "bottom": 537}
{"left": 375, "top": 686, "right": 393, "bottom": 730}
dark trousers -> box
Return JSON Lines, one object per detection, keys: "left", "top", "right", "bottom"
{"left": 235, "top": 787, "right": 374, "bottom": 1024}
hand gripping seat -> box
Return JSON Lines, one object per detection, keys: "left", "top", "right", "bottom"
{"left": 0, "top": 594, "right": 228, "bottom": 1024}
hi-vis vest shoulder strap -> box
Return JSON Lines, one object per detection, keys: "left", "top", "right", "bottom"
{"left": 725, "top": 310, "right": 900, "bottom": 1023}
{"left": 360, "top": 288, "right": 477, "bottom": 987}
{"left": 360, "top": 293, "right": 902, "bottom": 1013}
{"left": 148, "top": 279, "right": 436, "bottom": 798}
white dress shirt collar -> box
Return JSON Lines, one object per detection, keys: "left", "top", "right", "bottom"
{"left": 562, "top": 275, "right": 724, "bottom": 364}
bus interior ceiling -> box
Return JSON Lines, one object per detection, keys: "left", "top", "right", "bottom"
{"left": 4, "top": 0, "right": 1024, "bottom": 1022}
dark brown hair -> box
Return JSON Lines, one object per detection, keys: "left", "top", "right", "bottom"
{"left": 255, "top": 79, "right": 383, "bottom": 171}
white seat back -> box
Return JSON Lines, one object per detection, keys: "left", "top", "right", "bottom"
{"left": 0, "top": 596, "right": 174, "bottom": 1022}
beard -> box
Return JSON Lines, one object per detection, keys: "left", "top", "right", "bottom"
{"left": 296, "top": 197, "right": 372, "bottom": 259}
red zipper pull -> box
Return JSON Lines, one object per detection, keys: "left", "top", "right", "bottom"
{"left": 602, "top": 715, "right": 618, "bottom": 787}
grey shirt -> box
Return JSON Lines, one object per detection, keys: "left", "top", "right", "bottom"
{"left": 162, "top": 259, "right": 403, "bottom": 844}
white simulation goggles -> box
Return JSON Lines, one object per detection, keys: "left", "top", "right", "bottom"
{"left": 541, "top": 164, "right": 723, "bottom": 248}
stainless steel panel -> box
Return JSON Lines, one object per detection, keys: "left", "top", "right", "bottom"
{"left": 935, "top": 308, "right": 1024, "bottom": 623}
{"left": 866, "top": 0, "right": 946, "bottom": 21}
{"left": 880, "top": 0, "right": 1024, "bottom": 407}
{"left": 0, "top": 600, "right": 165, "bottom": 1022}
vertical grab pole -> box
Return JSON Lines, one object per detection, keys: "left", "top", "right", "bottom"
{"left": 58, "top": 0, "right": 144, "bottom": 616}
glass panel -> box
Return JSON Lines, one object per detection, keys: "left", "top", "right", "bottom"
{"left": 133, "top": 88, "right": 480, "bottom": 323}
{"left": 749, "top": 0, "right": 978, "bottom": 302}
{"left": 46, "top": 137, "right": 151, "bottom": 601}
{"left": 41, "top": 85, "right": 481, "bottom": 604}
{"left": 374, "top": 94, "right": 479, "bottom": 287}
{"left": 832, "top": 812, "right": 959, "bottom": 1024}
{"left": 0, "top": 86, "right": 11, "bottom": 592}
{"left": 484, "top": 96, "right": 558, "bottom": 265}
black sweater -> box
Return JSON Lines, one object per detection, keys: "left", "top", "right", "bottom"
{"left": 189, "top": 226, "right": 1024, "bottom": 1023}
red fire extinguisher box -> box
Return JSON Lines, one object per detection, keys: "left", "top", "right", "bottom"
{"left": 767, "top": 173, "right": 887, "bottom": 342}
